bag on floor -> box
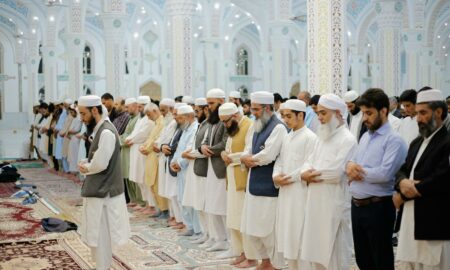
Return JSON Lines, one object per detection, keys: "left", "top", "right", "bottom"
{"left": 41, "top": 217, "right": 78, "bottom": 232}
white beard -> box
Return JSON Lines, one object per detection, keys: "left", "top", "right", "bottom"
{"left": 318, "top": 114, "right": 340, "bottom": 141}
{"left": 253, "top": 111, "right": 271, "bottom": 133}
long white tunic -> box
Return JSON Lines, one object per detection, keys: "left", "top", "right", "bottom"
{"left": 67, "top": 117, "right": 82, "bottom": 172}
{"left": 399, "top": 116, "right": 419, "bottom": 146}
{"left": 77, "top": 124, "right": 87, "bottom": 162}
{"left": 38, "top": 115, "right": 52, "bottom": 155}
{"left": 156, "top": 119, "right": 177, "bottom": 198}
{"left": 127, "top": 116, "right": 155, "bottom": 184}
{"left": 80, "top": 119, "right": 130, "bottom": 247}
{"left": 389, "top": 113, "right": 401, "bottom": 133}
{"left": 300, "top": 125, "right": 357, "bottom": 269}
{"left": 274, "top": 126, "right": 317, "bottom": 260}
{"left": 348, "top": 111, "right": 363, "bottom": 139}
{"left": 240, "top": 123, "right": 288, "bottom": 237}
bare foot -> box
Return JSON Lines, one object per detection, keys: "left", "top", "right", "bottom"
{"left": 236, "top": 259, "right": 258, "bottom": 268}
{"left": 255, "top": 260, "right": 275, "bottom": 270}
{"left": 230, "top": 254, "right": 246, "bottom": 265}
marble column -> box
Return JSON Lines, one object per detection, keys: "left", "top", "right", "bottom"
{"left": 204, "top": 38, "right": 222, "bottom": 90}
{"left": 349, "top": 52, "right": 364, "bottom": 92}
{"left": 14, "top": 39, "right": 25, "bottom": 112}
{"left": 307, "top": 0, "right": 347, "bottom": 95}
{"left": 402, "top": 30, "right": 423, "bottom": 90}
{"left": 374, "top": 0, "right": 404, "bottom": 96}
{"left": 270, "top": 22, "right": 291, "bottom": 97}
{"left": 41, "top": 46, "right": 58, "bottom": 102}
{"left": 167, "top": 0, "right": 196, "bottom": 96}
{"left": 64, "top": 34, "right": 85, "bottom": 99}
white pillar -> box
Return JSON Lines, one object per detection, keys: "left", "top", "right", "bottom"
{"left": 270, "top": 22, "right": 291, "bottom": 97}
{"left": 307, "top": 0, "right": 347, "bottom": 95}
{"left": 64, "top": 35, "right": 85, "bottom": 99}
{"left": 41, "top": 46, "right": 58, "bottom": 102}
{"left": 402, "top": 30, "right": 423, "bottom": 90}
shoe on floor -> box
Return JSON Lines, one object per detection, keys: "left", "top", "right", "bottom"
{"left": 191, "top": 234, "right": 208, "bottom": 244}
{"left": 178, "top": 229, "right": 194, "bottom": 236}
{"left": 215, "top": 248, "right": 238, "bottom": 259}
{"left": 199, "top": 238, "right": 215, "bottom": 249}
{"left": 206, "top": 241, "right": 228, "bottom": 252}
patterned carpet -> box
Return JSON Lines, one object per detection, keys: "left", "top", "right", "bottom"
{"left": 0, "top": 183, "right": 16, "bottom": 198}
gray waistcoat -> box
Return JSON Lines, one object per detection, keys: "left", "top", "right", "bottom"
{"left": 81, "top": 120, "right": 124, "bottom": 198}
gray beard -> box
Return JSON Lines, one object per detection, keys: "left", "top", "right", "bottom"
{"left": 317, "top": 114, "right": 340, "bottom": 141}
{"left": 419, "top": 115, "right": 438, "bottom": 138}
{"left": 254, "top": 111, "right": 271, "bottom": 133}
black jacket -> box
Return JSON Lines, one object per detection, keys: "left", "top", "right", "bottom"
{"left": 395, "top": 126, "right": 450, "bottom": 240}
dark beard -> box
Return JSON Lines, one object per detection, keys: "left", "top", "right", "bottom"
{"left": 140, "top": 111, "right": 145, "bottom": 118}
{"left": 418, "top": 115, "right": 437, "bottom": 138}
{"left": 226, "top": 120, "right": 240, "bottom": 136}
{"left": 350, "top": 106, "right": 360, "bottom": 116}
{"left": 197, "top": 112, "right": 206, "bottom": 123}
{"left": 364, "top": 114, "right": 382, "bottom": 131}
{"left": 207, "top": 108, "right": 220, "bottom": 125}
{"left": 86, "top": 117, "right": 97, "bottom": 135}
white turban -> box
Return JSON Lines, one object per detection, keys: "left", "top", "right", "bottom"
{"left": 207, "top": 88, "right": 226, "bottom": 99}
{"left": 219, "top": 103, "right": 239, "bottom": 116}
{"left": 343, "top": 90, "right": 359, "bottom": 103}
{"left": 229, "top": 91, "right": 241, "bottom": 99}
{"left": 174, "top": 103, "right": 187, "bottom": 110}
{"left": 417, "top": 89, "right": 443, "bottom": 103}
{"left": 251, "top": 91, "right": 274, "bottom": 105}
{"left": 279, "top": 103, "right": 286, "bottom": 110}
{"left": 195, "top": 98, "right": 207, "bottom": 106}
{"left": 318, "top": 93, "right": 348, "bottom": 120}
{"left": 182, "top": 95, "right": 195, "bottom": 104}
{"left": 177, "top": 105, "right": 194, "bottom": 115}
{"left": 137, "top": 95, "right": 150, "bottom": 104}
{"left": 125, "top": 98, "right": 137, "bottom": 106}
{"left": 284, "top": 99, "right": 307, "bottom": 112}
{"left": 78, "top": 95, "right": 101, "bottom": 107}
{"left": 64, "top": 98, "right": 73, "bottom": 105}
{"left": 160, "top": 98, "right": 175, "bottom": 107}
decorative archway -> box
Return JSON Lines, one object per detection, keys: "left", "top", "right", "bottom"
{"left": 140, "top": 80, "right": 161, "bottom": 101}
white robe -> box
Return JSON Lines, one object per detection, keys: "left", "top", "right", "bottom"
{"left": 156, "top": 119, "right": 177, "bottom": 198}
{"left": 77, "top": 124, "right": 87, "bottom": 162}
{"left": 389, "top": 113, "right": 401, "bottom": 133}
{"left": 348, "top": 111, "right": 363, "bottom": 139}
{"left": 240, "top": 123, "right": 288, "bottom": 237}
{"left": 274, "top": 126, "right": 317, "bottom": 260}
{"left": 38, "top": 115, "right": 52, "bottom": 156}
{"left": 127, "top": 116, "right": 155, "bottom": 184}
{"left": 399, "top": 116, "right": 419, "bottom": 146}
{"left": 67, "top": 117, "right": 82, "bottom": 172}
{"left": 300, "top": 125, "right": 357, "bottom": 270}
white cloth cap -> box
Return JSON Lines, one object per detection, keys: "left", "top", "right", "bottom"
{"left": 417, "top": 89, "right": 443, "bottom": 103}
{"left": 182, "top": 96, "right": 195, "bottom": 104}
{"left": 78, "top": 95, "right": 102, "bottom": 107}
{"left": 318, "top": 93, "right": 348, "bottom": 120}
{"left": 229, "top": 91, "right": 241, "bottom": 99}
{"left": 64, "top": 98, "right": 73, "bottom": 105}
{"left": 284, "top": 99, "right": 307, "bottom": 112}
{"left": 207, "top": 88, "right": 226, "bottom": 99}
{"left": 125, "top": 98, "right": 137, "bottom": 105}
{"left": 279, "top": 103, "right": 286, "bottom": 110}
{"left": 219, "top": 103, "right": 239, "bottom": 116}
{"left": 251, "top": 91, "right": 274, "bottom": 105}
{"left": 137, "top": 95, "right": 150, "bottom": 104}
{"left": 343, "top": 90, "right": 359, "bottom": 103}
{"left": 34, "top": 102, "right": 40, "bottom": 106}
{"left": 195, "top": 98, "right": 207, "bottom": 106}
{"left": 160, "top": 98, "right": 175, "bottom": 107}
{"left": 177, "top": 105, "right": 194, "bottom": 114}
{"left": 69, "top": 104, "right": 76, "bottom": 110}
{"left": 174, "top": 103, "right": 187, "bottom": 109}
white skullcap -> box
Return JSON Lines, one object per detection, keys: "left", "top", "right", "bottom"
{"left": 34, "top": 102, "right": 40, "bottom": 106}
{"left": 195, "top": 97, "right": 207, "bottom": 106}
{"left": 343, "top": 90, "right": 359, "bottom": 103}
{"left": 284, "top": 99, "right": 307, "bottom": 112}
{"left": 160, "top": 98, "right": 175, "bottom": 107}
{"left": 78, "top": 95, "right": 102, "bottom": 107}
{"left": 64, "top": 98, "right": 73, "bottom": 105}
{"left": 207, "top": 88, "right": 226, "bottom": 99}
{"left": 174, "top": 103, "right": 187, "bottom": 109}
{"left": 251, "top": 91, "right": 274, "bottom": 105}
{"left": 219, "top": 103, "right": 239, "bottom": 116}
{"left": 177, "top": 105, "right": 194, "bottom": 115}
{"left": 69, "top": 104, "right": 76, "bottom": 110}
{"left": 182, "top": 95, "right": 195, "bottom": 104}
{"left": 137, "top": 95, "right": 150, "bottom": 104}
{"left": 417, "top": 89, "right": 443, "bottom": 103}
{"left": 125, "top": 98, "right": 137, "bottom": 105}
{"left": 229, "top": 91, "right": 241, "bottom": 99}
{"left": 318, "top": 93, "right": 348, "bottom": 120}
{"left": 279, "top": 103, "right": 286, "bottom": 110}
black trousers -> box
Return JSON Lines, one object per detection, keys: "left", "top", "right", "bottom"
{"left": 351, "top": 199, "right": 396, "bottom": 270}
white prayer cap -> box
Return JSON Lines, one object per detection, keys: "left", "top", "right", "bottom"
{"left": 137, "top": 95, "right": 150, "bottom": 104}
{"left": 417, "top": 89, "right": 443, "bottom": 103}
{"left": 250, "top": 91, "right": 274, "bottom": 105}
{"left": 195, "top": 97, "right": 207, "bottom": 106}
{"left": 160, "top": 98, "right": 175, "bottom": 107}
{"left": 33, "top": 102, "right": 40, "bottom": 106}
{"left": 279, "top": 103, "right": 286, "bottom": 110}
{"left": 64, "top": 98, "right": 73, "bottom": 105}
{"left": 229, "top": 91, "right": 241, "bottom": 99}
{"left": 207, "top": 88, "right": 226, "bottom": 99}
{"left": 174, "top": 103, "right": 187, "bottom": 110}
{"left": 177, "top": 105, "right": 194, "bottom": 115}
{"left": 219, "top": 103, "right": 239, "bottom": 116}
{"left": 284, "top": 99, "right": 307, "bottom": 112}
{"left": 343, "top": 90, "right": 359, "bottom": 103}
{"left": 78, "top": 95, "right": 102, "bottom": 107}
{"left": 182, "top": 95, "right": 195, "bottom": 104}
{"left": 125, "top": 97, "right": 137, "bottom": 105}
{"left": 69, "top": 104, "right": 76, "bottom": 110}
{"left": 318, "top": 93, "right": 348, "bottom": 120}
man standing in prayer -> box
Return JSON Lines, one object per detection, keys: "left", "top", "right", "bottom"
{"left": 101, "top": 93, "right": 119, "bottom": 122}
{"left": 112, "top": 97, "right": 130, "bottom": 135}
{"left": 126, "top": 96, "right": 155, "bottom": 212}
{"left": 398, "top": 89, "right": 419, "bottom": 145}
{"left": 229, "top": 91, "right": 244, "bottom": 114}
{"left": 298, "top": 91, "right": 319, "bottom": 133}
{"left": 300, "top": 93, "right": 357, "bottom": 270}
{"left": 120, "top": 98, "right": 140, "bottom": 205}
{"left": 170, "top": 105, "right": 200, "bottom": 236}
{"left": 346, "top": 88, "right": 407, "bottom": 270}
{"left": 200, "top": 88, "right": 229, "bottom": 252}
{"left": 219, "top": 102, "right": 257, "bottom": 267}
{"left": 343, "top": 91, "right": 367, "bottom": 141}
{"left": 273, "top": 99, "right": 317, "bottom": 270}
{"left": 67, "top": 105, "right": 83, "bottom": 174}
{"left": 54, "top": 99, "right": 71, "bottom": 171}
{"left": 240, "top": 91, "right": 288, "bottom": 270}
{"left": 78, "top": 95, "right": 130, "bottom": 270}
{"left": 61, "top": 99, "right": 75, "bottom": 172}
{"left": 394, "top": 89, "right": 450, "bottom": 270}
{"left": 139, "top": 103, "right": 168, "bottom": 217}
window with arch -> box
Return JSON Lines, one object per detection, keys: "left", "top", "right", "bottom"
{"left": 38, "top": 44, "right": 44, "bottom": 74}
{"left": 236, "top": 48, "right": 249, "bottom": 75}
{"left": 125, "top": 49, "right": 129, "bottom": 74}
{"left": 84, "top": 85, "right": 91, "bottom": 95}
{"left": 367, "top": 54, "right": 372, "bottom": 78}
{"left": 83, "top": 45, "right": 92, "bottom": 74}
{"left": 238, "top": 85, "right": 249, "bottom": 100}
{"left": 38, "top": 87, "right": 45, "bottom": 103}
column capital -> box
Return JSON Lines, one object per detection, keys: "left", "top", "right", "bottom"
{"left": 167, "top": 0, "right": 196, "bottom": 17}
{"left": 373, "top": 0, "right": 404, "bottom": 29}
{"left": 402, "top": 29, "right": 424, "bottom": 50}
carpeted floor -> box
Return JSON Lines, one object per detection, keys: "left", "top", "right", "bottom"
{"left": 0, "top": 183, "right": 16, "bottom": 198}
